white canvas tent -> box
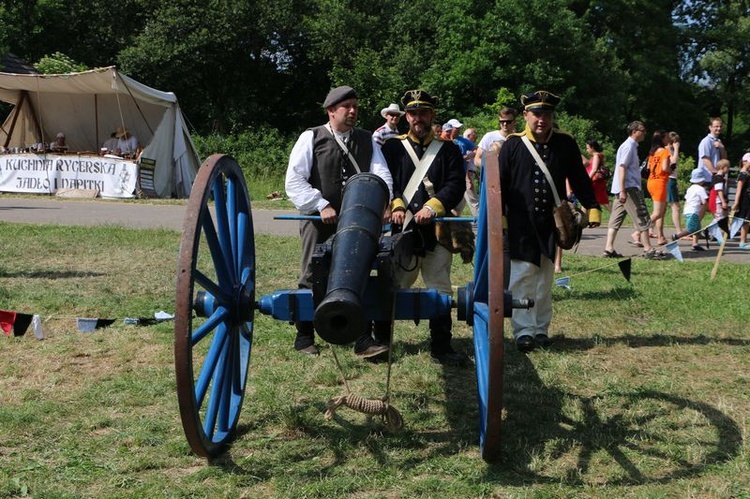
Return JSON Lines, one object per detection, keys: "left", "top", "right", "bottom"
{"left": 0, "top": 66, "right": 199, "bottom": 198}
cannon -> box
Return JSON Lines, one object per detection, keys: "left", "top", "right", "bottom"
{"left": 174, "top": 153, "right": 530, "bottom": 462}
{"left": 313, "top": 172, "right": 390, "bottom": 345}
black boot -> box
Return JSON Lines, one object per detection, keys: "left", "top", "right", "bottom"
{"left": 372, "top": 320, "right": 392, "bottom": 345}
{"left": 294, "top": 321, "right": 318, "bottom": 355}
{"left": 429, "top": 315, "right": 468, "bottom": 367}
{"left": 354, "top": 332, "right": 388, "bottom": 359}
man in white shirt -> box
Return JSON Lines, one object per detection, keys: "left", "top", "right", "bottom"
{"left": 49, "top": 132, "right": 68, "bottom": 152}
{"left": 697, "top": 117, "right": 727, "bottom": 185}
{"left": 372, "top": 103, "right": 404, "bottom": 147}
{"left": 115, "top": 127, "right": 140, "bottom": 158}
{"left": 473, "top": 107, "right": 518, "bottom": 169}
{"left": 285, "top": 85, "right": 393, "bottom": 357}
{"left": 603, "top": 121, "right": 664, "bottom": 259}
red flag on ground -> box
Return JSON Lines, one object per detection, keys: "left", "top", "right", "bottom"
{"left": 0, "top": 310, "right": 34, "bottom": 337}
{"left": 0, "top": 310, "right": 15, "bottom": 336}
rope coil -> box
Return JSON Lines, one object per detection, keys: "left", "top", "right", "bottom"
{"left": 324, "top": 393, "right": 403, "bottom": 431}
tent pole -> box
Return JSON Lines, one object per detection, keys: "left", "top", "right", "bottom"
{"left": 116, "top": 73, "right": 154, "bottom": 135}
{"left": 95, "top": 94, "right": 100, "bottom": 148}
{"left": 4, "top": 91, "right": 27, "bottom": 148}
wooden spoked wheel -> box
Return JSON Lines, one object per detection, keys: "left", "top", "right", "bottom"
{"left": 174, "top": 154, "right": 256, "bottom": 458}
{"left": 472, "top": 153, "right": 505, "bottom": 462}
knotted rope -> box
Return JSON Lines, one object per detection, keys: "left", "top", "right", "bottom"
{"left": 323, "top": 326, "right": 404, "bottom": 431}
{"left": 324, "top": 393, "right": 403, "bottom": 430}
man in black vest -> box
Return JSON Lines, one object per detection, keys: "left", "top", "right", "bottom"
{"left": 285, "top": 85, "right": 393, "bottom": 357}
{"left": 380, "top": 89, "right": 468, "bottom": 366}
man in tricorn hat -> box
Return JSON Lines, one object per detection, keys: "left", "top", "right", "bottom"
{"left": 285, "top": 85, "right": 393, "bottom": 357}
{"left": 500, "top": 90, "right": 601, "bottom": 352}
{"left": 379, "top": 89, "right": 468, "bottom": 366}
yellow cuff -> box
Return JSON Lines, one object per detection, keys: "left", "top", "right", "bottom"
{"left": 392, "top": 198, "right": 406, "bottom": 212}
{"left": 502, "top": 216, "right": 508, "bottom": 229}
{"left": 425, "top": 198, "right": 446, "bottom": 217}
{"left": 588, "top": 208, "right": 601, "bottom": 225}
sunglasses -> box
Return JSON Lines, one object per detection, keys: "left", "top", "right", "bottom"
{"left": 499, "top": 119, "right": 515, "bottom": 124}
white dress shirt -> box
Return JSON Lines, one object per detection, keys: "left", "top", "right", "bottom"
{"left": 285, "top": 128, "right": 393, "bottom": 214}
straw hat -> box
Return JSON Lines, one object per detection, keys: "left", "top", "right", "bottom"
{"left": 115, "top": 126, "right": 130, "bottom": 138}
{"left": 380, "top": 103, "right": 404, "bottom": 118}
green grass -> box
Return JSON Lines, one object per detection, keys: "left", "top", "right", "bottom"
{"left": 0, "top": 221, "right": 748, "bottom": 497}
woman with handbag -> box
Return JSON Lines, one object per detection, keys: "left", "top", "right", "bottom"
{"left": 667, "top": 132, "right": 683, "bottom": 235}
{"left": 585, "top": 139, "right": 611, "bottom": 212}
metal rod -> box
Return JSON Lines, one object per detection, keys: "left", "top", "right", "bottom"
{"left": 273, "top": 214, "right": 477, "bottom": 222}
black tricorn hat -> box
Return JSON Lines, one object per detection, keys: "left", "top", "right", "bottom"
{"left": 323, "top": 86, "right": 357, "bottom": 108}
{"left": 521, "top": 90, "right": 560, "bottom": 111}
{"left": 401, "top": 89, "right": 437, "bottom": 111}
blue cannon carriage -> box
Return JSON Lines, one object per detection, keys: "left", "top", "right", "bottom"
{"left": 174, "top": 154, "right": 530, "bottom": 462}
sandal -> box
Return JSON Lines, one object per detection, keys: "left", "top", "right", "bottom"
{"left": 602, "top": 249, "right": 623, "bottom": 258}
{"left": 628, "top": 240, "right": 644, "bottom": 248}
{"left": 642, "top": 249, "right": 666, "bottom": 260}
{"left": 656, "top": 239, "right": 669, "bottom": 246}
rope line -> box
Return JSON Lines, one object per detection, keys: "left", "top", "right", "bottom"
{"left": 323, "top": 296, "right": 403, "bottom": 431}
{"left": 324, "top": 393, "right": 404, "bottom": 431}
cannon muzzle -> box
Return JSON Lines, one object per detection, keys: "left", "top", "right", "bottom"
{"left": 314, "top": 173, "right": 389, "bottom": 344}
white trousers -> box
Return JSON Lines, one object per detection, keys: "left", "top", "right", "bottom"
{"left": 397, "top": 243, "right": 453, "bottom": 294}
{"left": 508, "top": 257, "right": 554, "bottom": 339}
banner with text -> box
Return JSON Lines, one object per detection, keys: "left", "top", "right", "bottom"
{"left": 0, "top": 154, "right": 137, "bottom": 198}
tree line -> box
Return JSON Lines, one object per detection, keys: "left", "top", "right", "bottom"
{"left": 1, "top": 0, "right": 748, "bottom": 166}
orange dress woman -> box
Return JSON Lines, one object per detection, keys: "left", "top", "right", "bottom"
{"left": 646, "top": 131, "right": 672, "bottom": 244}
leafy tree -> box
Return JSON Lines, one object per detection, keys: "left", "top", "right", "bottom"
{"left": 34, "top": 52, "right": 88, "bottom": 74}
{"left": 0, "top": 0, "right": 154, "bottom": 69}
{"left": 118, "top": 0, "right": 325, "bottom": 134}
{"left": 675, "top": 0, "right": 750, "bottom": 150}
{"left": 1, "top": 0, "right": 747, "bottom": 157}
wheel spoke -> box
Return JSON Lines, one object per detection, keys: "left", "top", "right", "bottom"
{"left": 212, "top": 175, "right": 237, "bottom": 284}
{"left": 473, "top": 165, "right": 489, "bottom": 301}
{"left": 203, "top": 328, "right": 230, "bottom": 439}
{"left": 226, "top": 176, "right": 240, "bottom": 276}
{"left": 194, "top": 270, "right": 232, "bottom": 306}
{"left": 195, "top": 321, "right": 228, "bottom": 407}
{"left": 218, "top": 328, "right": 240, "bottom": 434}
{"left": 191, "top": 305, "right": 229, "bottom": 346}
{"left": 202, "top": 209, "right": 233, "bottom": 289}
{"left": 236, "top": 209, "right": 249, "bottom": 277}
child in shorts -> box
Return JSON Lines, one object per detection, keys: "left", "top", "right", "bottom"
{"left": 672, "top": 168, "right": 709, "bottom": 250}
{"left": 709, "top": 159, "right": 730, "bottom": 234}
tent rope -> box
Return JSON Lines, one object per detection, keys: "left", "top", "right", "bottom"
{"left": 115, "top": 71, "right": 154, "bottom": 136}
{"left": 112, "top": 73, "right": 126, "bottom": 139}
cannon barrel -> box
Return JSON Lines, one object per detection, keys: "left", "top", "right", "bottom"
{"left": 314, "top": 173, "right": 389, "bottom": 345}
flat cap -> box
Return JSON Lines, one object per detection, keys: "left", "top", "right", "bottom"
{"left": 323, "top": 86, "right": 357, "bottom": 108}
{"left": 520, "top": 90, "right": 560, "bottom": 112}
